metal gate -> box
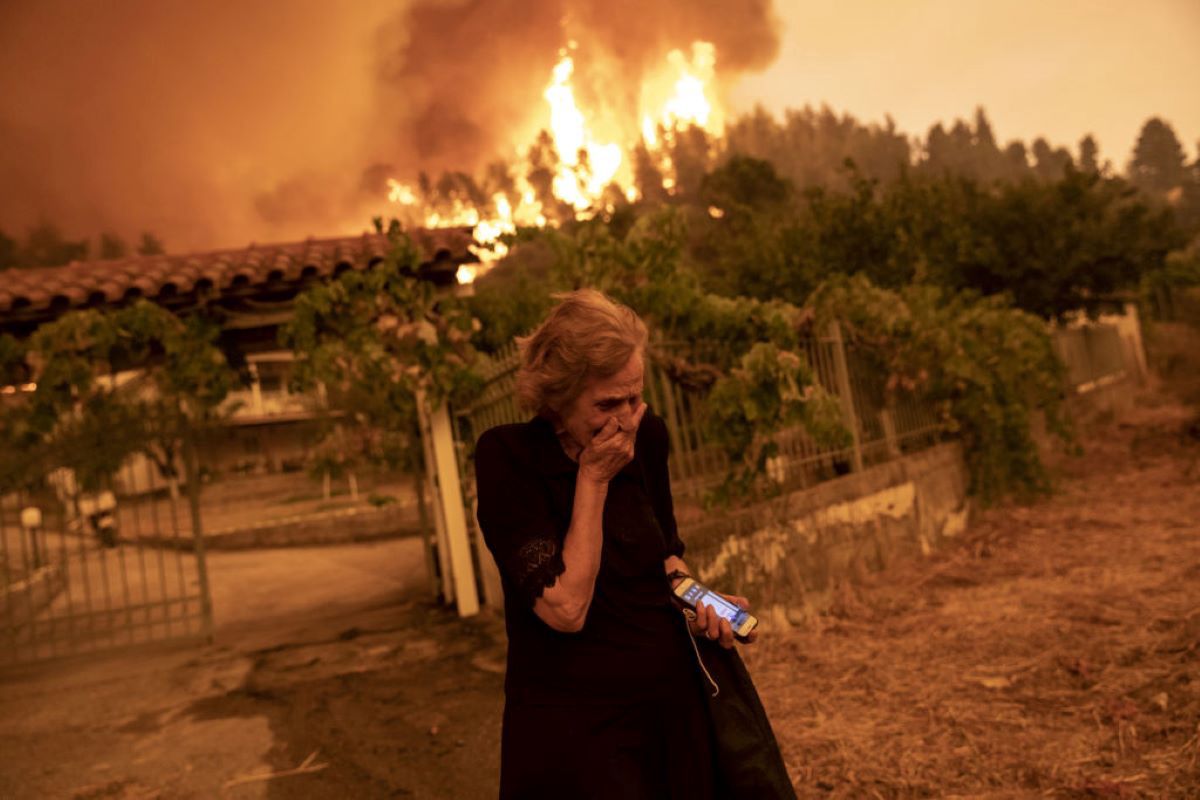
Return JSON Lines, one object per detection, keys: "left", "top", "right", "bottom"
{"left": 452, "top": 333, "right": 944, "bottom": 509}
{"left": 1, "top": 456, "right": 213, "bottom": 664}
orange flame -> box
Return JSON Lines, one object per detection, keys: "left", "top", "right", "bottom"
{"left": 642, "top": 41, "right": 721, "bottom": 148}
{"left": 387, "top": 39, "right": 724, "bottom": 279}
{"left": 544, "top": 50, "right": 624, "bottom": 211}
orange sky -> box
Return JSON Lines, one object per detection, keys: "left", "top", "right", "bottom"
{"left": 0, "top": 0, "right": 1196, "bottom": 253}
{"left": 734, "top": 0, "right": 1200, "bottom": 166}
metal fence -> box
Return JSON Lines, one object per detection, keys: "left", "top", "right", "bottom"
{"left": 455, "top": 325, "right": 945, "bottom": 514}
{"left": 1, "top": 458, "right": 212, "bottom": 664}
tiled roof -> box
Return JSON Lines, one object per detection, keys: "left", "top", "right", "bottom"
{"left": 0, "top": 228, "right": 477, "bottom": 322}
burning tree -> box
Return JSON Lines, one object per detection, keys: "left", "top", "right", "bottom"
{"left": 382, "top": 38, "right": 729, "bottom": 269}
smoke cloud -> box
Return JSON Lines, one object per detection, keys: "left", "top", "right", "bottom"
{"left": 0, "top": 0, "right": 780, "bottom": 254}
{"left": 365, "top": 0, "right": 780, "bottom": 173}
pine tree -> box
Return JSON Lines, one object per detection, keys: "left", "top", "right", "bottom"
{"left": 1128, "top": 117, "right": 1187, "bottom": 195}
{"left": 1079, "top": 135, "right": 1100, "bottom": 174}
{"left": 1032, "top": 138, "right": 1072, "bottom": 180}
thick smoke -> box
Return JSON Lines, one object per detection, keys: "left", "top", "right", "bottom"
{"left": 363, "top": 0, "right": 780, "bottom": 175}
{"left": 0, "top": 0, "right": 779, "bottom": 254}
{"left": 0, "top": 0, "right": 398, "bottom": 252}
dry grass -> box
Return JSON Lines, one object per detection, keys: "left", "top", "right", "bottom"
{"left": 747, "top": 400, "right": 1200, "bottom": 798}
{"left": 1144, "top": 320, "right": 1200, "bottom": 409}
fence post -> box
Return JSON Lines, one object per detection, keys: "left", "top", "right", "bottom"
{"left": 879, "top": 405, "right": 901, "bottom": 459}
{"left": 417, "top": 394, "right": 453, "bottom": 604}
{"left": 424, "top": 396, "right": 480, "bottom": 618}
{"left": 1121, "top": 302, "right": 1149, "bottom": 382}
{"left": 828, "top": 321, "right": 864, "bottom": 473}
{"left": 183, "top": 435, "right": 214, "bottom": 642}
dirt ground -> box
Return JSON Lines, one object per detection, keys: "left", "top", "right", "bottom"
{"left": 1, "top": 398, "right": 1197, "bottom": 799}
{"left": 749, "top": 399, "right": 1200, "bottom": 798}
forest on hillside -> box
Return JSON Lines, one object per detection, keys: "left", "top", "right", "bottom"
{"left": 3, "top": 108, "right": 1198, "bottom": 291}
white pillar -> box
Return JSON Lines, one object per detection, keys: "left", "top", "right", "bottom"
{"left": 425, "top": 397, "right": 480, "bottom": 617}
{"left": 417, "top": 395, "right": 453, "bottom": 604}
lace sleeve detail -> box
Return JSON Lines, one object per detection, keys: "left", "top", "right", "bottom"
{"left": 506, "top": 537, "right": 566, "bottom": 604}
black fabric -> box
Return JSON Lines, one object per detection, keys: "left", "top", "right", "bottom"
{"left": 474, "top": 411, "right": 691, "bottom": 700}
{"left": 695, "top": 637, "right": 798, "bottom": 799}
{"left": 475, "top": 410, "right": 712, "bottom": 798}
{"left": 498, "top": 664, "right": 715, "bottom": 800}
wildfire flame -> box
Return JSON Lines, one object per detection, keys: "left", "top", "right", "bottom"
{"left": 544, "top": 51, "right": 624, "bottom": 211}
{"left": 386, "top": 39, "right": 724, "bottom": 280}
{"left": 642, "top": 41, "right": 719, "bottom": 148}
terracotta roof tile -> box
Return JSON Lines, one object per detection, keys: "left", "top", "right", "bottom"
{"left": 0, "top": 228, "right": 477, "bottom": 321}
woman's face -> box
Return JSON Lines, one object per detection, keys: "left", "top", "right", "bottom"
{"left": 558, "top": 350, "right": 645, "bottom": 449}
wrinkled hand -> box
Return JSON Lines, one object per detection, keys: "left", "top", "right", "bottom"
{"left": 578, "top": 402, "right": 646, "bottom": 485}
{"left": 690, "top": 593, "right": 758, "bottom": 649}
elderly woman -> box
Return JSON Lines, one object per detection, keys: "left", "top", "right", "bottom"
{"left": 475, "top": 289, "right": 778, "bottom": 799}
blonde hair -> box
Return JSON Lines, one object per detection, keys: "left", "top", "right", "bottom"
{"left": 516, "top": 289, "right": 648, "bottom": 417}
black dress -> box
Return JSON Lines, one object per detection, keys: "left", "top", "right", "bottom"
{"left": 474, "top": 410, "right": 717, "bottom": 800}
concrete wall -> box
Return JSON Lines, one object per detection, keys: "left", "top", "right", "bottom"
{"left": 680, "top": 441, "right": 969, "bottom": 631}
{"left": 1067, "top": 373, "right": 1136, "bottom": 422}
{"left": 1052, "top": 306, "right": 1147, "bottom": 423}
{"left": 1100, "top": 303, "right": 1148, "bottom": 383}
{"left": 127, "top": 504, "right": 423, "bottom": 550}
